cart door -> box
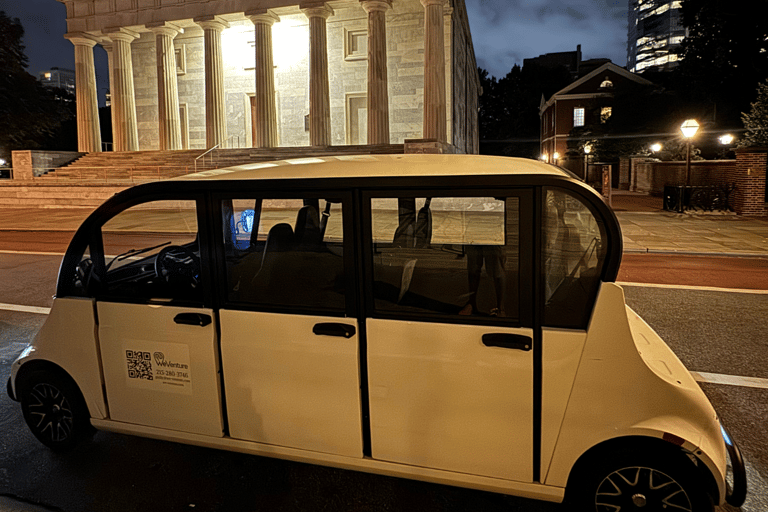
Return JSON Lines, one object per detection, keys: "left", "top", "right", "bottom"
{"left": 95, "top": 198, "right": 224, "bottom": 437}
{"left": 217, "top": 194, "right": 363, "bottom": 458}
{"left": 364, "top": 191, "right": 535, "bottom": 482}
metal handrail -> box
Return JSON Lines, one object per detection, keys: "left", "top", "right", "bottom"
{"left": 194, "top": 144, "right": 220, "bottom": 172}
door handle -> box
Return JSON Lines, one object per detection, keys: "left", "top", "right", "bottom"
{"left": 482, "top": 333, "right": 532, "bottom": 351}
{"left": 313, "top": 323, "right": 356, "bottom": 338}
{"left": 174, "top": 312, "right": 212, "bottom": 327}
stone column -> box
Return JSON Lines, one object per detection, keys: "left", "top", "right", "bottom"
{"left": 247, "top": 11, "right": 280, "bottom": 148}
{"left": 64, "top": 33, "right": 102, "bottom": 153}
{"left": 149, "top": 23, "right": 183, "bottom": 150}
{"left": 195, "top": 17, "right": 229, "bottom": 149}
{"left": 301, "top": 3, "right": 333, "bottom": 147}
{"left": 360, "top": 0, "right": 391, "bottom": 145}
{"left": 105, "top": 28, "right": 140, "bottom": 152}
{"left": 421, "top": 0, "right": 446, "bottom": 142}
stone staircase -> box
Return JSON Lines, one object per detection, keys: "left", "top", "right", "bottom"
{"left": 0, "top": 144, "right": 405, "bottom": 208}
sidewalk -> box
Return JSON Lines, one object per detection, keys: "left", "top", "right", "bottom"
{"left": 0, "top": 496, "right": 55, "bottom": 512}
{"left": 610, "top": 191, "right": 768, "bottom": 257}
{"left": 0, "top": 193, "right": 767, "bottom": 258}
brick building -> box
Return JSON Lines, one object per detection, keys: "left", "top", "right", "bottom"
{"left": 539, "top": 62, "right": 652, "bottom": 167}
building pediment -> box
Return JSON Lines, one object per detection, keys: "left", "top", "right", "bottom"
{"left": 541, "top": 62, "right": 653, "bottom": 112}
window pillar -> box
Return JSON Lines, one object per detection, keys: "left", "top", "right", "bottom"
{"left": 104, "top": 28, "right": 140, "bottom": 152}
{"left": 64, "top": 33, "right": 102, "bottom": 153}
{"left": 421, "top": 0, "right": 446, "bottom": 142}
{"left": 246, "top": 11, "right": 280, "bottom": 148}
{"left": 301, "top": 3, "right": 334, "bottom": 147}
{"left": 149, "top": 23, "right": 183, "bottom": 150}
{"left": 360, "top": 0, "right": 391, "bottom": 145}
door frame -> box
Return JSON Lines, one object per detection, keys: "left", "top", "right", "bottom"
{"left": 358, "top": 186, "right": 538, "bottom": 475}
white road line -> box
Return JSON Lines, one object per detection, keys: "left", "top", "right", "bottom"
{"left": 0, "top": 303, "right": 51, "bottom": 315}
{"left": 691, "top": 371, "right": 768, "bottom": 390}
{"left": 618, "top": 281, "right": 768, "bottom": 295}
{"left": 0, "top": 249, "right": 64, "bottom": 256}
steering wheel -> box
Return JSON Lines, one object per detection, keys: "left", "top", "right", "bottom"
{"left": 155, "top": 245, "right": 200, "bottom": 289}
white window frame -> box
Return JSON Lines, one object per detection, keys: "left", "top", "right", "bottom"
{"left": 573, "top": 107, "right": 585, "bottom": 127}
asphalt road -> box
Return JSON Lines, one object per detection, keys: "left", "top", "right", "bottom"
{"left": 1, "top": 251, "right": 766, "bottom": 511}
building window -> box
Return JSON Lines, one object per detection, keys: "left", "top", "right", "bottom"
{"left": 345, "top": 29, "right": 367, "bottom": 61}
{"left": 573, "top": 108, "right": 585, "bottom": 127}
{"left": 600, "top": 78, "right": 613, "bottom": 88}
{"left": 175, "top": 45, "right": 186, "bottom": 75}
{"left": 346, "top": 93, "right": 367, "bottom": 145}
{"left": 601, "top": 107, "right": 612, "bottom": 123}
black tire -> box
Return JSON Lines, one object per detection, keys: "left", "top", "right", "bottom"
{"left": 566, "top": 448, "right": 715, "bottom": 512}
{"left": 19, "top": 370, "right": 92, "bottom": 451}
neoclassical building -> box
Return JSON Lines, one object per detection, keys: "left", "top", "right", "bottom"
{"left": 59, "top": 0, "right": 479, "bottom": 155}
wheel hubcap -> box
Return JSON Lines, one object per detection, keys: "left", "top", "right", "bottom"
{"left": 595, "top": 466, "right": 692, "bottom": 511}
{"left": 27, "top": 383, "right": 74, "bottom": 443}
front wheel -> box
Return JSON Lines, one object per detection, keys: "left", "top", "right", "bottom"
{"left": 19, "top": 370, "right": 92, "bottom": 451}
{"left": 567, "top": 449, "right": 715, "bottom": 512}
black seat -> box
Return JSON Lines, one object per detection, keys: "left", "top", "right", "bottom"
{"left": 294, "top": 205, "right": 321, "bottom": 249}
{"left": 254, "top": 223, "right": 295, "bottom": 283}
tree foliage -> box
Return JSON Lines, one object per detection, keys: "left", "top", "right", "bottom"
{"left": 739, "top": 79, "right": 768, "bottom": 148}
{"left": 478, "top": 64, "right": 571, "bottom": 158}
{"left": 677, "top": 0, "right": 768, "bottom": 128}
{"left": 0, "top": 11, "right": 76, "bottom": 162}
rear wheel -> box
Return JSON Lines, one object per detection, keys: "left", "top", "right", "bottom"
{"left": 567, "top": 449, "right": 715, "bottom": 512}
{"left": 19, "top": 370, "right": 92, "bottom": 450}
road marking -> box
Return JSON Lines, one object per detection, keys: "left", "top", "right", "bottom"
{"left": 691, "top": 371, "right": 768, "bottom": 390}
{"left": 618, "top": 281, "right": 768, "bottom": 295}
{"left": 0, "top": 249, "right": 64, "bottom": 256}
{"left": 0, "top": 303, "right": 51, "bottom": 315}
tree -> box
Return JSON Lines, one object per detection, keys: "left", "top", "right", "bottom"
{"left": 0, "top": 11, "right": 75, "bottom": 162}
{"left": 739, "top": 79, "right": 768, "bottom": 148}
{"left": 478, "top": 63, "right": 571, "bottom": 158}
{"left": 677, "top": 0, "right": 768, "bottom": 129}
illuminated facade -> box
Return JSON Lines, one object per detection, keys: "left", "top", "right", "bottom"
{"left": 627, "top": 0, "right": 685, "bottom": 73}
{"left": 57, "top": 0, "right": 479, "bottom": 154}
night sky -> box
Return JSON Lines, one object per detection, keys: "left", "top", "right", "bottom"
{"left": 1, "top": 0, "right": 629, "bottom": 98}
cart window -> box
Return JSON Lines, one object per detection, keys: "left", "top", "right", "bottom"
{"left": 370, "top": 196, "right": 520, "bottom": 322}
{"left": 542, "top": 188, "right": 606, "bottom": 328}
{"left": 221, "top": 198, "right": 346, "bottom": 312}
{"left": 98, "top": 200, "right": 201, "bottom": 303}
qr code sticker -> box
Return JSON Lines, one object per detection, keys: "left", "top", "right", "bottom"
{"left": 126, "top": 350, "right": 153, "bottom": 380}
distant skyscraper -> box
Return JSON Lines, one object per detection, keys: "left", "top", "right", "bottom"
{"left": 39, "top": 67, "right": 76, "bottom": 96}
{"left": 627, "top": 0, "right": 686, "bottom": 73}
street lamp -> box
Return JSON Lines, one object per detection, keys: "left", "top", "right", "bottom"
{"left": 553, "top": 152, "right": 560, "bottom": 165}
{"left": 583, "top": 144, "right": 591, "bottom": 181}
{"left": 680, "top": 119, "right": 699, "bottom": 187}
{"left": 651, "top": 143, "right": 662, "bottom": 153}
{"left": 719, "top": 134, "right": 734, "bottom": 146}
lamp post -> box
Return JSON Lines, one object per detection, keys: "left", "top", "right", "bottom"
{"left": 651, "top": 143, "right": 662, "bottom": 154}
{"left": 553, "top": 152, "right": 560, "bottom": 166}
{"left": 680, "top": 119, "right": 699, "bottom": 188}
{"left": 583, "top": 144, "right": 591, "bottom": 181}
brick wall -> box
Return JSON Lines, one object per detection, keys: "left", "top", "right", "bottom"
{"left": 731, "top": 148, "right": 767, "bottom": 216}
{"left": 632, "top": 160, "right": 737, "bottom": 195}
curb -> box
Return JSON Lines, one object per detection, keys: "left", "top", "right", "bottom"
{"left": 623, "top": 249, "right": 768, "bottom": 258}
